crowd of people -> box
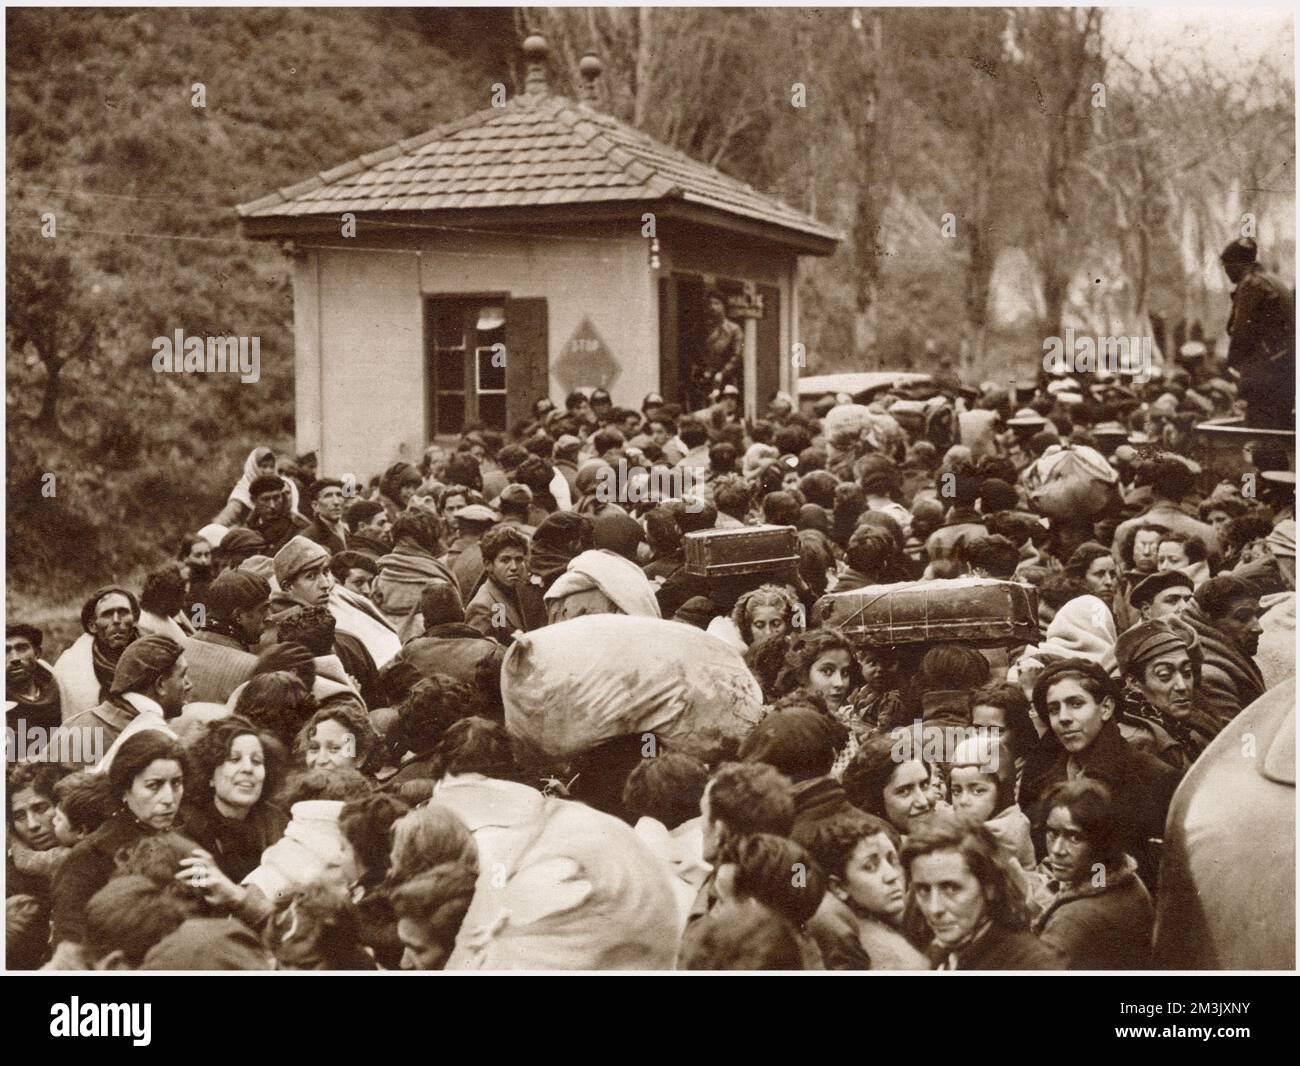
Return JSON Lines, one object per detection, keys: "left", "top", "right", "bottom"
{"left": 5, "top": 338, "right": 1295, "bottom": 971}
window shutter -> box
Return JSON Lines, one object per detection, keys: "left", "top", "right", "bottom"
{"left": 504, "top": 298, "right": 549, "bottom": 429}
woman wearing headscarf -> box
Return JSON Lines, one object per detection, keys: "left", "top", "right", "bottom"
{"left": 1009, "top": 594, "right": 1118, "bottom": 700}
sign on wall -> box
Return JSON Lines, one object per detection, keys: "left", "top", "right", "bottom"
{"left": 555, "top": 315, "right": 621, "bottom": 393}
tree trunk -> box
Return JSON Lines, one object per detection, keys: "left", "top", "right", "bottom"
{"left": 633, "top": 8, "right": 653, "bottom": 128}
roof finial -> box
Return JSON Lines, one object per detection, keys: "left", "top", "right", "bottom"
{"left": 578, "top": 52, "right": 604, "bottom": 106}
{"left": 522, "top": 33, "right": 550, "bottom": 97}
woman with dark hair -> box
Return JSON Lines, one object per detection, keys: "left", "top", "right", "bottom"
{"left": 1031, "top": 779, "right": 1154, "bottom": 969}
{"left": 902, "top": 808, "right": 1062, "bottom": 969}
{"left": 181, "top": 716, "right": 289, "bottom": 882}
{"left": 51, "top": 731, "right": 190, "bottom": 948}
{"left": 842, "top": 732, "right": 934, "bottom": 837}
{"left": 805, "top": 809, "right": 929, "bottom": 969}
{"left": 528, "top": 511, "right": 596, "bottom": 593}
{"left": 1065, "top": 541, "right": 1119, "bottom": 602}
{"left": 774, "top": 629, "right": 862, "bottom": 716}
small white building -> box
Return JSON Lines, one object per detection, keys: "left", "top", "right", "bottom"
{"left": 238, "top": 36, "right": 839, "bottom": 480}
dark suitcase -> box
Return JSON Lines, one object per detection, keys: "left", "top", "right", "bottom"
{"left": 683, "top": 524, "right": 800, "bottom": 577}
{"left": 813, "top": 577, "right": 1040, "bottom": 648}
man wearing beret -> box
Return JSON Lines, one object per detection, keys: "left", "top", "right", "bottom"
{"left": 245, "top": 474, "right": 309, "bottom": 555}
{"left": 51, "top": 587, "right": 141, "bottom": 719}
{"left": 1220, "top": 237, "right": 1295, "bottom": 430}
{"left": 6, "top": 623, "right": 65, "bottom": 749}
{"left": 1116, "top": 617, "right": 1222, "bottom": 772}
{"left": 1128, "top": 569, "right": 1194, "bottom": 623}
{"left": 52, "top": 635, "right": 191, "bottom": 770}
{"left": 182, "top": 570, "right": 270, "bottom": 703}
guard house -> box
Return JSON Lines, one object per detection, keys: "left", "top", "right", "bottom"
{"left": 237, "top": 36, "right": 840, "bottom": 480}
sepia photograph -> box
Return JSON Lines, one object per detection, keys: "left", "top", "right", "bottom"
{"left": 3, "top": 2, "right": 1295, "bottom": 996}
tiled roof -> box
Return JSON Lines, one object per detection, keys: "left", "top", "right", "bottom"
{"left": 237, "top": 93, "right": 839, "bottom": 246}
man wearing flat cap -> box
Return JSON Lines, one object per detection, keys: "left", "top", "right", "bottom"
{"left": 52, "top": 635, "right": 191, "bottom": 769}
{"left": 1220, "top": 237, "right": 1295, "bottom": 429}
{"left": 1116, "top": 617, "right": 1221, "bottom": 771}
{"left": 182, "top": 570, "right": 270, "bottom": 703}
{"left": 271, "top": 536, "right": 380, "bottom": 698}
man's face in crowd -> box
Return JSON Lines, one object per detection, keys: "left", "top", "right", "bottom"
{"left": 1217, "top": 596, "right": 1263, "bottom": 658}
{"left": 10, "top": 786, "right": 58, "bottom": 850}
{"left": 314, "top": 485, "right": 345, "bottom": 524}
{"left": 92, "top": 593, "right": 136, "bottom": 650}
{"left": 1144, "top": 585, "right": 1192, "bottom": 621}
{"left": 1139, "top": 649, "right": 1195, "bottom": 720}
{"left": 1084, "top": 555, "right": 1118, "bottom": 599}
{"left": 911, "top": 849, "right": 988, "bottom": 950}
{"left": 443, "top": 494, "right": 469, "bottom": 518}
{"left": 707, "top": 295, "right": 727, "bottom": 321}
{"left": 252, "top": 488, "right": 284, "bottom": 521}
{"left": 5, "top": 635, "right": 39, "bottom": 686}
{"left": 1044, "top": 677, "right": 1113, "bottom": 754}
{"left": 232, "top": 601, "right": 271, "bottom": 646}
{"left": 343, "top": 568, "right": 373, "bottom": 599}
{"left": 1157, "top": 541, "right": 1190, "bottom": 572}
{"left": 648, "top": 421, "right": 670, "bottom": 447}
{"left": 289, "top": 562, "right": 333, "bottom": 608}
{"left": 1132, "top": 529, "right": 1162, "bottom": 573}
{"left": 360, "top": 510, "right": 392, "bottom": 542}
{"left": 154, "top": 656, "right": 193, "bottom": 716}
{"left": 491, "top": 546, "right": 528, "bottom": 588}
{"left": 1044, "top": 806, "right": 1094, "bottom": 886}
{"left": 257, "top": 454, "right": 278, "bottom": 477}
